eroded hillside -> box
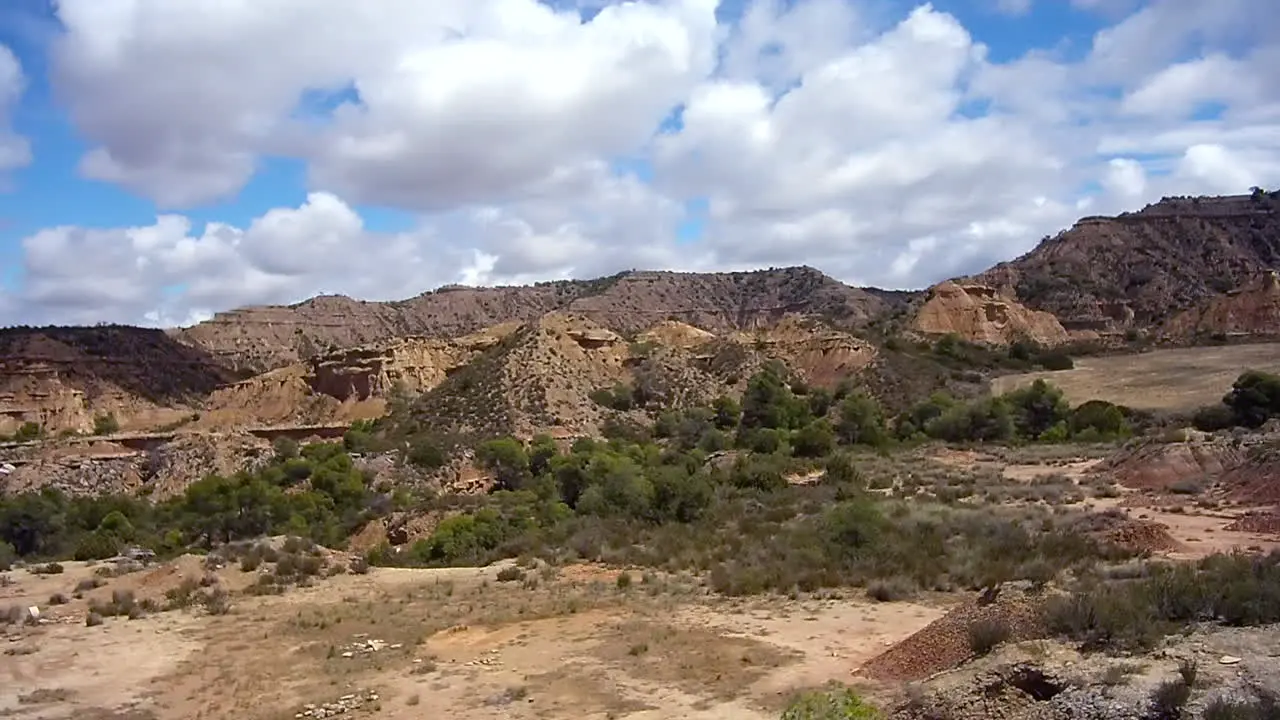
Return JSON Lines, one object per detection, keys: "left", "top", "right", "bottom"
{"left": 973, "top": 193, "right": 1280, "bottom": 334}
{"left": 176, "top": 266, "right": 903, "bottom": 373}
{"left": 0, "top": 326, "right": 237, "bottom": 436}
{"left": 910, "top": 280, "right": 1072, "bottom": 346}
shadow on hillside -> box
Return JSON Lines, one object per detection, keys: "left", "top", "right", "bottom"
{"left": 0, "top": 325, "right": 242, "bottom": 404}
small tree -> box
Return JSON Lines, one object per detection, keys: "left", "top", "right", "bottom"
{"left": 711, "top": 396, "right": 741, "bottom": 430}
{"left": 1003, "top": 379, "right": 1070, "bottom": 440}
{"left": 835, "top": 392, "right": 888, "bottom": 447}
{"left": 792, "top": 420, "right": 836, "bottom": 458}
{"left": 273, "top": 436, "right": 300, "bottom": 461}
{"left": 1224, "top": 370, "right": 1280, "bottom": 428}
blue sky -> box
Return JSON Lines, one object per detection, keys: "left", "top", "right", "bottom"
{"left": 0, "top": 0, "right": 1274, "bottom": 326}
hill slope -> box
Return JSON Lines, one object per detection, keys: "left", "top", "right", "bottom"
{"left": 176, "top": 266, "right": 902, "bottom": 373}
{"left": 972, "top": 193, "right": 1280, "bottom": 333}
{"left": 0, "top": 326, "right": 236, "bottom": 436}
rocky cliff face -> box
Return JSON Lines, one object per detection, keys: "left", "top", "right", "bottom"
{"left": 176, "top": 266, "right": 902, "bottom": 373}
{"left": 0, "top": 327, "right": 235, "bottom": 435}
{"left": 973, "top": 193, "right": 1280, "bottom": 333}
{"left": 1163, "top": 270, "right": 1280, "bottom": 339}
{"left": 910, "top": 281, "right": 1072, "bottom": 346}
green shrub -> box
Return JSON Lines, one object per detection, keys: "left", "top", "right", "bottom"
{"left": 865, "top": 577, "right": 915, "bottom": 602}
{"left": 835, "top": 393, "right": 888, "bottom": 447}
{"left": 1045, "top": 551, "right": 1280, "bottom": 652}
{"left": 73, "top": 531, "right": 121, "bottom": 561}
{"left": 781, "top": 685, "right": 881, "bottom": 720}
{"left": 793, "top": 420, "right": 836, "bottom": 458}
{"left": 1037, "top": 351, "right": 1074, "bottom": 371}
{"left": 1224, "top": 370, "right": 1280, "bottom": 428}
{"left": 495, "top": 566, "right": 524, "bottom": 583}
{"left": 13, "top": 422, "right": 42, "bottom": 442}
{"left": 1193, "top": 404, "right": 1237, "bottom": 432}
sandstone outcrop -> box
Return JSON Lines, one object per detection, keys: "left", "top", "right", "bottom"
{"left": 199, "top": 325, "right": 522, "bottom": 428}
{"left": 730, "top": 314, "right": 879, "bottom": 387}
{"left": 911, "top": 281, "right": 1071, "bottom": 346}
{"left": 635, "top": 320, "right": 716, "bottom": 349}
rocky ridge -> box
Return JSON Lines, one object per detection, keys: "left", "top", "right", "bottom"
{"left": 973, "top": 193, "right": 1280, "bottom": 334}
{"left": 175, "top": 266, "right": 902, "bottom": 373}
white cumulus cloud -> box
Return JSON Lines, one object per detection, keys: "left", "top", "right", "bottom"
{"left": 1, "top": 0, "right": 1277, "bottom": 326}
{"left": 0, "top": 45, "right": 31, "bottom": 177}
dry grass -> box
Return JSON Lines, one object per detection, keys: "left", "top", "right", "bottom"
{"left": 990, "top": 343, "right": 1280, "bottom": 412}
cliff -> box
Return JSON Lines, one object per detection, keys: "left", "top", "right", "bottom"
{"left": 1163, "top": 270, "right": 1280, "bottom": 339}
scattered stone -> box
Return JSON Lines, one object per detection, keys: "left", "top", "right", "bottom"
{"left": 1219, "top": 655, "right": 1243, "bottom": 665}
{"left": 294, "top": 690, "right": 377, "bottom": 718}
{"left": 335, "top": 634, "right": 399, "bottom": 659}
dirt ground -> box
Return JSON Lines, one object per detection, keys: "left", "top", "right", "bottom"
{"left": 990, "top": 343, "right": 1280, "bottom": 411}
{"left": 0, "top": 560, "right": 947, "bottom": 720}
{"left": 924, "top": 443, "right": 1280, "bottom": 560}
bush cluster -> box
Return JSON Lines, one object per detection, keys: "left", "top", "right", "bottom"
{"left": 1193, "top": 370, "right": 1280, "bottom": 431}
{"left": 1044, "top": 551, "right": 1280, "bottom": 652}
{"left": 370, "top": 424, "right": 1134, "bottom": 597}
{"left": 0, "top": 442, "right": 395, "bottom": 562}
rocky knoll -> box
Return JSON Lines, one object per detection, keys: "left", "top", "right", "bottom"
{"left": 176, "top": 266, "right": 903, "bottom": 373}
{"left": 973, "top": 192, "right": 1280, "bottom": 333}
{"left": 910, "top": 280, "right": 1071, "bottom": 346}
{"left": 0, "top": 326, "right": 236, "bottom": 436}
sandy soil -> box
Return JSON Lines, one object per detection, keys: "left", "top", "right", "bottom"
{"left": 990, "top": 343, "right": 1280, "bottom": 411}
{"left": 1082, "top": 496, "right": 1280, "bottom": 559}
{"left": 0, "top": 561, "right": 946, "bottom": 720}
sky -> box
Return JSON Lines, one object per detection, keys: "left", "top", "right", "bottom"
{"left": 0, "top": 0, "right": 1276, "bottom": 328}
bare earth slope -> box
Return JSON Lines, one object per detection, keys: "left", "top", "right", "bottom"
{"left": 176, "top": 266, "right": 901, "bottom": 373}
{"left": 973, "top": 193, "right": 1280, "bottom": 333}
